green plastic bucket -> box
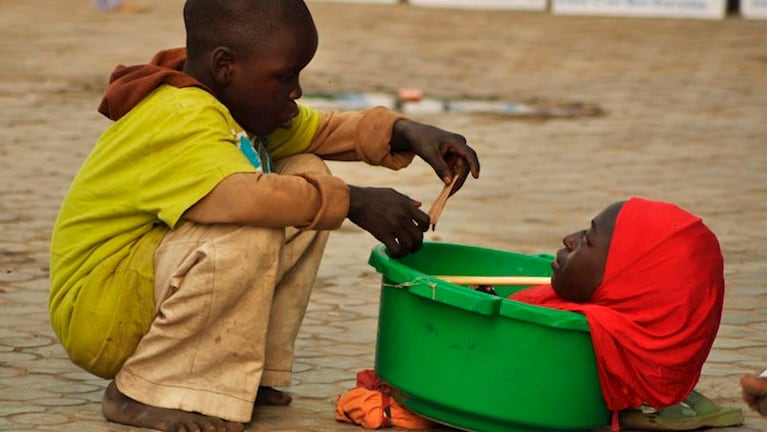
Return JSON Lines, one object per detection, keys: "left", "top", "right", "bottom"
{"left": 369, "top": 242, "right": 609, "bottom": 432}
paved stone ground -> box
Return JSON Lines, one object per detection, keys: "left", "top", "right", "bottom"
{"left": 0, "top": 1, "right": 765, "bottom": 431}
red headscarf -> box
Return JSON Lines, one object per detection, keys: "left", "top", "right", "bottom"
{"left": 510, "top": 197, "right": 724, "bottom": 415}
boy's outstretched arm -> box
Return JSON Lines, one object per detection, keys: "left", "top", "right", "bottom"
{"left": 186, "top": 114, "right": 480, "bottom": 259}
{"left": 347, "top": 119, "right": 480, "bottom": 258}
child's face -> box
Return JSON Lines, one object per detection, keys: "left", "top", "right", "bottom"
{"left": 550, "top": 201, "right": 623, "bottom": 302}
{"left": 219, "top": 21, "right": 318, "bottom": 136}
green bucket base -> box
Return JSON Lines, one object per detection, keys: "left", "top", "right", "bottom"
{"left": 369, "top": 242, "right": 609, "bottom": 432}
{"left": 392, "top": 387, "right": 569, "bottom": 432}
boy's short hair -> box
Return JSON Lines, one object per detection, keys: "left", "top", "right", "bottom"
{"left": 183, "top": 0, "right": 313, "bottom": 62}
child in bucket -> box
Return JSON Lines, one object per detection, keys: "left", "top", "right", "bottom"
{"left": 509, "top": 197, "right": 743, "bottom": 431}
{"left": 48, "top": 1, "right": 480, "bottom": 431}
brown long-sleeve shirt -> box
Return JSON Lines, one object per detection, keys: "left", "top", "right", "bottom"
{"left": 184, "top": 106, "right": 415, "bottom": 230}
{"left": 99, "top": 47, "right": 415, "bottom": 231}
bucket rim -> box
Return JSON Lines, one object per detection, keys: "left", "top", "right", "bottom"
{"left": 368, "top": 242, "right": 590, "bottom": 332}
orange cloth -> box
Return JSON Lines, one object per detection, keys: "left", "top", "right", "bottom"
{"left": 510, "top": 197, "right": 725, "bottom": 417}
{"left": 335, "top": 370, "right": 435, "bottom": 430}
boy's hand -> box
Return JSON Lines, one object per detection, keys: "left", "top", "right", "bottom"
{"left": 740, "top": 374, "right": 767, "bottom": 416}
{"left": 347, "top": 186, "right": 430, "bottom": 258}
{"left": 391, "top": 119, "right": 480, "bottom": 194}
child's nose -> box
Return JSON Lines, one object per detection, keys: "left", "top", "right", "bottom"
{"left": 562, "top": 232, "right": 578, "bottom": 250}
{"left": 289, "top": 82, "right": 303, "bottom": 100}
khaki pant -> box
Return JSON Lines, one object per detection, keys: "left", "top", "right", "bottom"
{"left": 115, "top": 154, "right": 331, "bottom": 422}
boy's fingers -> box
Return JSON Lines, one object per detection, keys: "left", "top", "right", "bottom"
{"left": 463, "top": 149, "right": 480, "bottom": 178}
{"left": 431, "top": 159, "right": 452, "bottom": 185}
{"left": 450, "top": 144, "right": 480, "bottom": 179}
{"left": 451, "top": 162, "right": 472, "bottom": 195}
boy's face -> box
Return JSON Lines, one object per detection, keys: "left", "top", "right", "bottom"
{"left": 550, "top": 201, "right": 623, "bottom": 302}
{"left": 218, "top": 21, "right": 318, "bottom": 136}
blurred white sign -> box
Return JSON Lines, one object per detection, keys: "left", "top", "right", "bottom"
{"left": 552, "top": 0, "right": 727, "bottom": 19}
{"left": 410, "top": 0, "right": 548, "bottom": 11}
{"left": 741, "top": 0, "right": 767, "bottom": 18}
{"left": 308, "top": 0, "right": 400, "bottom": 4}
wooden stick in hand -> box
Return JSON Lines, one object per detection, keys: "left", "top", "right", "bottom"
{"left": 428, "top": 175, "right": 458, "bottom": 231}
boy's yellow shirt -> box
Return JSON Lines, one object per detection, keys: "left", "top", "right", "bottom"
{"left": 49, "top": 85, "right": 320, "bottom": 377}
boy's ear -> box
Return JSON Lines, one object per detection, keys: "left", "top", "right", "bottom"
{"left": 209, "top": 46, "right": 235, "bottom": 86}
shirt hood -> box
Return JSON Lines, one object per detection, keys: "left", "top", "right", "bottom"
{"left": 98, "top": 47, "right": 211, "bottom": 121}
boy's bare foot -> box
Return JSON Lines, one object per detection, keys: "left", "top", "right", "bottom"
{"left": 255, "top": 386, "right": 292, "bottom": 406}
{"left": 740, "top": 374, "right": 767, "bottom": 416}
{"left": 102, "top": 381, "right": 244, "bottom": 432}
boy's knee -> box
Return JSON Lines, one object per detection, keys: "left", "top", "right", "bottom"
{"left": 275, "top": 153, "right": 330, "bottom": 176}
